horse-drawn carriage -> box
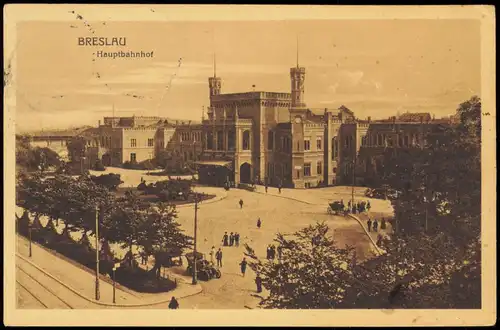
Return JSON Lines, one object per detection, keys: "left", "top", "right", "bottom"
{"left": 185, "top": 251, "right": 221, "bottom": 281}
{"left": 327, "top": 201, "right": 345, "bottom": 215}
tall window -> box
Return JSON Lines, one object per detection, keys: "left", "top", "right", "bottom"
{"left": 148, "top": 138, "right": 154, "bottom": 147}
{"left": 332, "top": 137, "right": 338, "bottom": 159}
{"left": 228, "top": 130, "right": 236, "bottom": 150}
{"left": 404, "top": 135, "right": 409, "bottom": 147}
{"left": 317, "top": 161, "right": 322, "bottom": 175}
{"left": 361, "top": 136, "right": 368, "bottom": 146}
{"left": 304, "top": 163, "right": 311, "bottom": 176}
{"left": 316, "top": 137, "right": 322, "bottom": 150}
{"left": 304, "top": 139, "right": 311, "bottom": 151}
{"left": 216, "top": 130, "right": 223, "bottom": 150}
{"left": 242, "top": 130, "right": 250, "bottom": 150}
{"left": 267, "top": 130, "right": 274, "bottom": 150}
{"left": 130, "top": 153, "right": 136, "bottom": 162}
{"left": 131, "top": 139, "right": 137, "bottom": 147}
{"left": 207, "top": 132, "right": 213, "bottom": 150}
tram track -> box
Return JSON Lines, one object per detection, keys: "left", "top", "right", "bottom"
{"left": 16, "top": 256, "right": 74, "bottom": 309}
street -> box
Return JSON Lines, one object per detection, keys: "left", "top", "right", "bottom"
{"left": 16, "top": 167, "right": 394, "bottom": 309}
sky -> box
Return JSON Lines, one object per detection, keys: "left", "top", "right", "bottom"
{"left": 14, "top": 19, "right": 481, "bottom": 133}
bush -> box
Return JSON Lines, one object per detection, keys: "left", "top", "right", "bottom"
{"left": 91, "top": 173, "right": 123, "bottom": 191}
{"left": 94, "top": 159, "right": 106, "bottom": 171}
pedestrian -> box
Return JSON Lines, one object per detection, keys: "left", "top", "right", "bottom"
{"left": 266, "top": 245, "right": 271, "bottom": 260}
{"left": 277, "top": 245, "right": 283, "bottom": 261}
{"left": 377, "top": 234, "right": 383, "bottom": 247}
{"left": 381, "top": 218, "right": 387, "bottom": 230}
{"left": 255, "top": 274, "right": 263, "bottom": 293}
{"left": 235, "top": 232, "right": 240, "bottom": 247}
{"left": 229, "top": 232, "right": 234, "bottom": 246}
{"left": 257, "top": 218, "right": 262, "bottom": 229}
{"left": 210, "top": 246, "right": 215, "bottom": 264}
{"left": 240, "top": 257, "right": 248, "bottom": 277}
{"left": 216, "top": 248, "right": 223, "bottom": 267}
{"left": 373, "top": 219, "right": 379, "bottom": 232}
{"left": 340, "top": 199, "right": 345, "bottom": 210}
{"left": 278, "top": 184, "right": 282, "bottom": 194}
{"left": 270, "top": 245, "right": 276, "bottom": 260}
{"left": 239, "top": 199, "right": 244, "bottom": 209}
{"left": 348, "top": 200, "right": 351, "bottom": 210}
{"left": 222, "top": 232, "right": 229, "bottom": 246}
{"left": 168, "top": 296, "right": 179, "bottom": 309}
{"left": 367, "top": 218, "right": 372, "bottom": 232}
{"left": 367, "top": 200, "right": 371, "bottom": 211}
{"left": 265, "top": 184, "right": 268, "bottom": 193}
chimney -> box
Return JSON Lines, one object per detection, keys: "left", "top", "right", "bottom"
{"left": 367, "top": 116, "right": 371, "bottom": 122}
{"left": 98, "top": 120, "right": 101, "bottom": 126}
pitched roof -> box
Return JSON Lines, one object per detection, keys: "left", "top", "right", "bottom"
{"left": 26, "top": 126, "right": 93, "bottom": 138}
{"left": 398, "top": 112, "right": 432, "bottom": 122}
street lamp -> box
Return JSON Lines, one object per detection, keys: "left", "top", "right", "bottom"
{"left": 95, "top": 205, "right": 100, "bottom": 301}
{"left": 28, "top": 222, "right": 32, "bottom": 258}
{"left": 179, "top": 190, "right": 200, "bottom": 285}
{"left": 351, "top": 157, "right": 356, "bottom": 211}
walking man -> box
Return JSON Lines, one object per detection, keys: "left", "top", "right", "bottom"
{"left": 255, "top": 274, "right": 263, "bottom": 293}
{"left": 367, "top": 200, "right": 371, "bottom": 212}
{"left": 235, "top": 233, "right": 240, "bottom": 247}
{"left": 229, "top": 232, "right": 234, "bottom": 246}
{"left": 168, "top": 296, "right": 179, "bottom": 309}
{"left": 210, "top": 246, "right": 215, "bottom": 264}
{"left": 222, "top": 232, "right": 229, "bottom": 246}
{"left": 266, "top": 245, "right": 271, "bottom": 260}
{"left": 278, "top": 183, "right": 282, "bottom": 194}
{"left": 270, "top": 245, "right": 276, "bottom": 260}
{"left": 373, "top": 219, "right": 379, "bottom": 232}
{"left": 239, "top": 199, "right": 244, "bottom": 209}
{"left": 240, "top": 257, "right": 248, "bottom": 277}
{"left": 265, "top": 184, "right": 268, "bottom": 193}
{"left": 367, "top": 218, "right": 372, "bottom": 232}
{"left": 257, "top": 218, "right": 262, "bottom": 229}
{"left": 216, "top": 248, "right": 223, "bottom": 267}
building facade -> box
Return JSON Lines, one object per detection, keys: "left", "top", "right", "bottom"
{"left": 21, "top": 61, "right": 454, "bottom": 188}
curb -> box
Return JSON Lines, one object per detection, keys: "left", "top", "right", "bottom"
{"left": 15, "top": 253, "right": 203, "bottom": 308}
{"left": 176, "top": 190, "right": 228, "bottom": 209}
{"left": 251, "top": 190, "right": 316, "bottom": 205}
{"left": 347, "top": 214, "right": 384, "bottom": 256}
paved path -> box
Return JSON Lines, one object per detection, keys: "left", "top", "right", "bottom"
{"left": 17, "top": 167, "right": 394, "bottom": 309}
{"left": 16, "top": 235, "right": 202, "bottom": 309}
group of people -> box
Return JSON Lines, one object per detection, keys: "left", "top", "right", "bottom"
{"left": 367, "top": 217, "right": 387, "bottom": 232}
{"left": 264, "top": 183, "right": 282, "bottom": 194}
{"left": 346, "top": 200, "right": 371, "bottom": 214}
{"left": 221, "top": 232, "right": 241, "bottom": 247}
{"left": 266, "top": 244, "right": 282, "bottom": 261}
{"left": 209, "top": 246, "right": 224, "bottom": 267}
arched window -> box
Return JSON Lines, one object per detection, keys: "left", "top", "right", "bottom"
{"left": 242, "top": 130, "right": 250, "bottom": 150}
{"left": 267, "top": 130, "right": 274, "bottom": 150}
{"left": 228, "top": 130, "right": 236, "bottom": 150}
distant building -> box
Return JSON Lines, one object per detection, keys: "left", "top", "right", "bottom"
{"left": 20, "top": 61, "right": 455, "bottom": 188}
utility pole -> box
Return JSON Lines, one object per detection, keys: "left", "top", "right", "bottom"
{"left": 192, "top": 193, "right": 199, "bottom": 285}
{"left": 95, "top": 205, "right": 100, "bottom": 301}
{"left": 351, "top": 157, "right": 355, "bottom": 210}
{"left": 28, "top": 223, "right": 32, "bottom": 258}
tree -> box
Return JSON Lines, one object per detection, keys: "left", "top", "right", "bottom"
{"left": 91, "top": 173, "right": 123, "bottom": 191}
{"left": 244, "top": 222, "right": 356, "bottom": 309}
{"left": 141, "top": 203, "right": 193, "bottom": 276}
{"left": 31, "top": 147, "right": 61, "bottom": 173}
{"left": 67, "top": 136, "right": 87, "bottom": 163}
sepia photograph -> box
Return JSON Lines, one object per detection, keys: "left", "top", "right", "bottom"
{"left": 4, "top": 4, "right": 496, "bottom": 327}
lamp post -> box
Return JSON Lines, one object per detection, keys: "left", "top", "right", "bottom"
{"left": 351, "top": 157, "right": 356, "bottom": 211}
{"left": 95, "top": 205, "right": 100, "bottom": 301}
{"left": 112, "top": 263, "right": 119, "bottom": 304}
{"left": 28, "top": 222, "right": 32, "bottom": 258}
{"left": 180, "top": 190, "right": 199, "bottom": 285}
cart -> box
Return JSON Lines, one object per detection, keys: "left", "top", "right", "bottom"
{"left": 327, "top": 201, "right": 345, "bottom": 215}
{"left": 185, "top": 251, "right": 222, "bottom": 281}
